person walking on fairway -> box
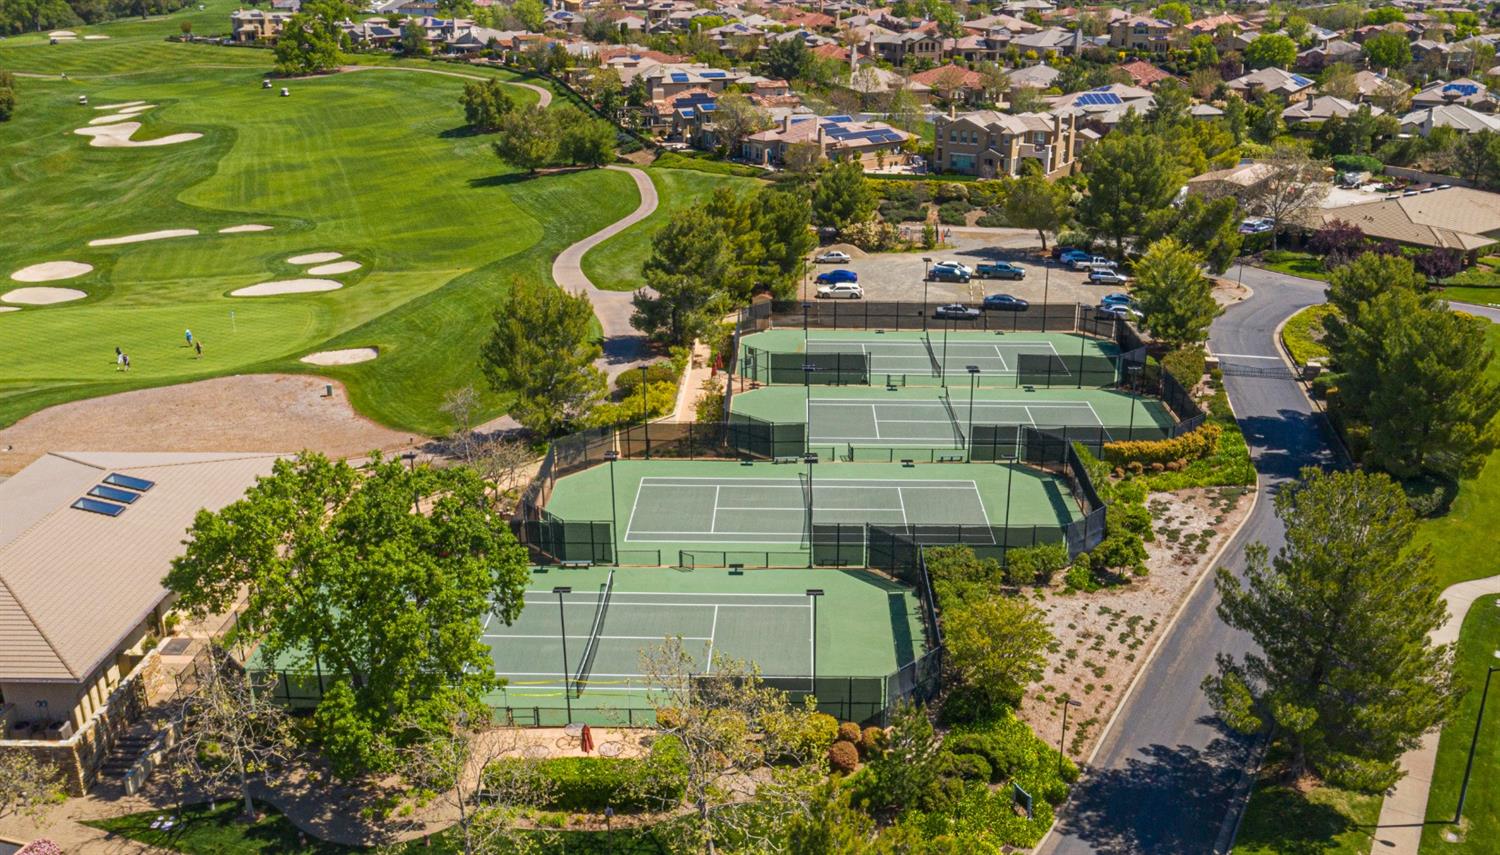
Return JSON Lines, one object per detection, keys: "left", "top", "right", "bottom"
{"left": 115, "top": 347, "right": 124, "bottom": 372}
{"left": 194, "top": 340, "right": 203, "bottom": 359}
{"left": 122, "top": 353, "right": 130, "bottom": 371}
{"left": 185, "top": 329, "right": 193, "bottom": 347}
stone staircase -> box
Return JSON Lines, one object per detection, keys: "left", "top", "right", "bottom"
{"left": 97, "top": 711, "right": 168, "bottom": 782}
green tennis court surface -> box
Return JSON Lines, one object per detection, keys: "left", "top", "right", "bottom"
{"left": 484, "top": 565, "right": 928, "bottom": 722}
{"left": 543, "top": 459, "right": 1081, "bottom": 565}
{"left": 742, "top": 328, "right": 1119, "bottom": 382}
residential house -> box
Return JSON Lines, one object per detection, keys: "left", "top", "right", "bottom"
{"left": 1007, "top": 63, "right": 1060, "bottom": 90}
{"left": 1313, "top": 186, "right": 1500, "bottom": 254}
{"left": 932, "top": 109, "right": 1079, "bottom": 178}
{"left": 1226, "top": 67, "right": 1316, "bottom": 102}
{"left": 1115, "top": 59, "right": 1172, "bottom": 88}
{"left": 1011, "top": 26, "right": 1091, "bottom": 58}
{"left": 1047, "top": 83, "right": 1154, "bottom": 132}
{"left": 742, "top": 114, "right": 911, "bottom": 168}
{"left": 639, "top": 63, "right": 743, "bottom": 100}
{"left": 868, "top": 28, "right": 943, "bottom": 65}
{"left": 1108, "top": 15, "right": 1174, "bottom": 53}
{"left": 1349, "top": 69, "right": 1411, "bottom": 101}
{"left": 1296, "top": 39, "right": 1361, "bottom": 70}
{"left": 1184, "top": 13, "right": 1247, "bottom": 36}
{"left": 230, "top": 9, "right": 290, "bottom": 42}
{"left": 1400, "top": 103, "right": 1500, "bottom": 135}
{"left": 1411, "top": 78, "right": 1499, "bottom": 112}
{"left": 909, "top": 64, "right": 991, "bottom": 106}
{"left": 1281, "top": 95, "right": 1384, "bottom": 124}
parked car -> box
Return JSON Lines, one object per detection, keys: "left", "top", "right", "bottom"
{"left": 975, "top": 261, "right": 1026, "bottom": 280}
{"left": 1051, "top": 246, "right": 1083, "bottom": 261}
{"left": 982, "top": 294, "right": 1030, "bottom": 311}
{"left": 816, "top": 282, "right": 864, "bottom": 299}
{"left": 1057, "top": 249, "right": 1093, "bottom": 266}
{"left": 1097, "top": 303, "right": 1144, "bottom": 320}
{"left": 814, "top": 250, "right": 851, "bottom": 264}
{"left": 815, "top": 268, "right": 858, "bottom": 284}
{"left": 1088, "top": 269, "right": 1130, "bottom": 286}
{"left": 928, "top": 265, "right": 971, "bottom": 283}
{"left": 1070, "top": 255, "right": 1116, "bottom": 272}
{"left": 1100, "top": 292, "right": 1136, "bottom": 306}
{"left": 1238, "top": 216, "right": 1274, "bottom": 234}
{"left": 934, "top": 303, "right": 982, "bottom": 320}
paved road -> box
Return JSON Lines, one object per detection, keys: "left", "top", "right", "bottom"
{"left": 1041, "top": 264, "right": 1338, "bottom": 854}
{"left": 550, "top": 164, "right": 658, "bottom": 380}
{"left": 337, "top": 64, "right": 552, "bottom": 107}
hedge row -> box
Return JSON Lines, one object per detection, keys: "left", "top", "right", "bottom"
{"left": 481, "top": 738, "right": 686, "bottom": 813}
{"left": 1101, "top": 422, "right": 1222, "bottom": 466}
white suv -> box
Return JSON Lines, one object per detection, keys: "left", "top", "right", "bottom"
{"left": 816, "top": 282, "right": 865, "bottom": 299}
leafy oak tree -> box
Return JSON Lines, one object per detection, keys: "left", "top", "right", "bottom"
{"left": 1078, "top": 132, "right": 1183, "bottom": 257}
{"left": 273, "top": 0, "right": 350, "bottom": 75}
{"left": 460, "top": 78, "right": 514, "bottom": 133}
{"left": 1363, "top": 31, "right": 1412, "bottom": 70}
{"left": 1244, "top": 33, "right": 1297, "bottom": 69}
{"left": 1003, "top": 172, "right": 1071, "bottom": 250}
{"left": 1205, "top": 469, "right": 1458, "bottom": 792}
{"left": 944, "top": 594, "right": 1053, "bottom": 709}
{"left": 482, "top": 275, "right": 607, "bottom": 433}
{"left": 1131, "top": 237, "right": 1221, "bottom": 347}
{"left": 811, "top": 160, "right": 878, "bottom": 230}
{"left": 492, "top": 105, "right": 558, "bottom": 173}
{"left": 165, "top": 453, "right": 530, "bottom": 776}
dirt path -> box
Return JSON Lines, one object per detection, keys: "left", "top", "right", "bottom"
{"left": 0, "top": 375, "right": 421, "bottom": 475}
{"left": 336, "top": 64, "right": 552, "bottom": 107}
{"left": 550, "top": 164, "right": 659, "bottom": 379}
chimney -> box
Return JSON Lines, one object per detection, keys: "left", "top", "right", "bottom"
{"left": 782, "top": 112, "right": 792, "bottom": 133}
{"left": 949, "top": 102, "right": 956, "bottom": 119}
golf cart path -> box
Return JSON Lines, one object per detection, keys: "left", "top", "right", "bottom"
{"left": 551, "top": 164, "right": 659, "bottom": 379}
{"left": 1371, "top": 572, "right": 1500, "bottom": 854}
{"left": 336, "top": 64, "right": 551, "bottom": 107}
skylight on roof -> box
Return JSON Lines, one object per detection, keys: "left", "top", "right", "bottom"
{"left": 103, "top": 473, "right": 155, "bottom": 492}
{"left": 72, "top": 497, "right": 126, "bottom": 517}
{"left": 88, "top": 485, "right": 141, "bottom": 504}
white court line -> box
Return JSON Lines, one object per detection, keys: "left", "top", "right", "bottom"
{"left": 871, "top": 404, "right": 881, "bottom": 439}
{"left": 710, "top": 485, "right": 721, "bottom": 533}
{"left": 808, "top": 399, "right": 1098, "bottom": 407}
{"left": 992, "top": 344, "right": 1012, "bottom": 371}
{"left": 897, "top": 486, "right": 909, "bottom": 525}
{"left": 622, "top": 478, "right": 647, "bottom": 540}
{"left": 523, "top": 589, "right": 814, "bottom": 599}
{"left": 705, "top": 605, "right": 720, "bottom": 674}
{"left": 485, "top": 633, "right": 714, "bottom": 641}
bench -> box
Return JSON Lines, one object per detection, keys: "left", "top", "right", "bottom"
{"left": 559, "top": 560, "right": 592, "bottom": 569}
{"left": 773, "top": 456, "right": 802, "bottom": 464}
{"left": 937, "top": 454, "right": 965, "bottom": 463}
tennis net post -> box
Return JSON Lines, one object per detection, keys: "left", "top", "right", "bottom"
{"left": 940, "top": 388, "right": 965, "bottom": 445}
{"left": 573, "top": 569, "right": 615, "bottom": 697}
{"left": 923, "top": 331, "right": 941, "bottom": 377}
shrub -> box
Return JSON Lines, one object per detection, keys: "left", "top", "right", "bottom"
{"left": 1003, "top": 542, "right": 1069, "bottom": 586}
{"left": 937, "top": 200, "right": 971, "bottom": 225}
{"left": 484, "top": 739, "right": 687, "bottom": 812}
{"left": 655, "top": 707, "right": 682, "bottom": 730}
{"left": 1160, "top": 346, "right": 1206, "bottom": 389}
{"left": 828, "top": 740, "right": 860, "bottom": 773}
{"left": 1332, "top": 153, "right": 1383, "bottom": 174}
{"left": 1102, "top": 422, "right": 1222, "bottom": 466}
{"left": 1065, "top": 552, "right": 1097, "bottom": 591}
{"left": 861, "top": 726, "right": 886, "bottom": 756}
{"left": 946, "top": 750, "right": 993, "bottom": 782}
{"left": 1400, "top": 472, "right": 1459, "bottom": 518}
{"left": 765, "top": 710, "right": 839, "bottom": 760}
{"left": 838, "top": 721, "right": 862, "bottom": 744}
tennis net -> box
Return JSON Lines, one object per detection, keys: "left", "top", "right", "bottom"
{"left": 940, "top": 388, "right": 965, "bottom": 445}
{"left": 573, "top": 570, "right": 615, "bottom": 697}
{"left": 923, "top": 331, "right": 941, "bottom": 376}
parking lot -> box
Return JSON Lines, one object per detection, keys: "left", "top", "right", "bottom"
{"left": 801, "top": 229, "right": 1118, "bottom": 308}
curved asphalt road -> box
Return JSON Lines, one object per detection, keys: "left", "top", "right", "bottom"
{"left": 1041, "top": 265, "right": 1338, "bottom": 854}
{"left": 550, "top": 164, "right": 659, "bottom": 379}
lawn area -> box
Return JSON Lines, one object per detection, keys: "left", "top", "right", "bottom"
{"left": 85, "top": 800, "right": 670, "bottom": 853}
{"left": 1282, "top": 303, "right": 1334, "bottom": 365}
{"left": 0, "top": 18, "right": 636, "bottom": 435}
{"left": 1235, "top": 774, "right": 1383, "bottom": 855}
{"left": 1412, "top": 323, "right": 1500, "bottom": 591}
{"left": 1257, "top": 250, "right": 1329, "bottom": 281}
{"left": 579, "top": 166, "right": 758, "bottom": 292}
{"left": 1419, "top": 594, "right": 1500, "bottom": 853}
{"left": 1439, "top": 284, "right": 1500, "bottom": 307}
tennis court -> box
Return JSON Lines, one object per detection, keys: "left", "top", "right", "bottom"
{"left": 483, "top": 565, "right": 930, "bottom": 723}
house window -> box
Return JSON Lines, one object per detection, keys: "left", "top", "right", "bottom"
{"left": 949, "top": 129, "right": 957, "bottom": 142}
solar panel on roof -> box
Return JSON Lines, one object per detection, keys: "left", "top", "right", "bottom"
{"left": 700, "top": 103, "right": 716, "bottom": 112}
{"left": 1291, "top": 74, "right": 1313, "bottom": 87}
{"left": 702, "top": 70, "right": 727, "bottom": 78}
{"left": 681, "top": 108, "right": 695, "bottom": 118}
{"left": 824, "top": 114, "right": 853, "bottom": 123}
{"left": 88, "top": 485, "right": 141, "bottom": 504}
{"left": 72, "top": 497, "right": 126, "bottom": 517}
{"left": 103, "top": 472, "right": 155, "bottom": 492}
{"left": 670, "top": 73, "right": 689, "bottom": 83}
{"left": 1445, "top": 82, "right": 1480, "bottom": 96}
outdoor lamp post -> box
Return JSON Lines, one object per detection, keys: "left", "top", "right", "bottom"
{"left": 638, "top": 364, "right": 651, "bottom": 459}
{"left": 1059, "top": 698, "right": 1082, "bottom": 778}
{"left": 802, "top": 301, "right": 811, "bottom": 342}
{"left": 806, "top": 589, "right": 825, "bottom": 691}
{"left": 603, "top": 451, "right": 620, "bottom": 566}
{"left": 941, "top": 317, "right": 952, "bottom": 388}
{"left": 1042, "top": 256, "right": 1051, "bottom": 313}
{"left": 554, "top": 586, "right": 574, "bottom": 722}
{"left": 1456, "top": 664, "right": 1500, "bottom": 824}
{"left": 803, "top": 454, "right": 818, "bottom": 567}
{"left": 922, "top": 257, "right": 933, "bottom": 327}
{"left": 802, "top": 363, "right": 818, "bottom": 454}
{"left": 1126, "top": 365, "right": 1142, "bottom": 440}
{"left": 966, "top": 365, "right": 981, "bottom": 461}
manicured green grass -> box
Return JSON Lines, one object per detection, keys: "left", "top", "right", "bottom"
{"left": 1282, "top": 304, "right": 1334, "bottom": 365}
{"left": 0, "top": 23, "right": 636, "bottom": 434}
{"left": 650, "top": 150, "right": 766, "bottom": 178}
{"left": 1439, "top": 285, "right": 1500, "bottom": 307}
{"left": 579, "top": 166, "right": 757, "bottom": 292}
{"left": 1413, "top": 324, "right": 1500, "bottom": 591}
{"left": 1235, "top": 774, "right": 1383, "bottom": 855}
{"left": 1419, "top": 594, "right": 1500, "bottom": 852}
{"left": 86, "top": 800, "right": 669, "bottom": 853}
{"left": 1257, "top": 251, "right": 1330, "bottom": 281}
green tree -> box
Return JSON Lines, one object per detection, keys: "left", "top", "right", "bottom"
{"left": 400, "top": 21, "right": 430, "bottom": 55}
{"left": 1144, "top": 194, "right": 1243, "bottom": 274}
{"left": 1131, "top": 237, "right": 1221, "bottom": 346}
{"left": 1222, "top": 94, "right": 1248, "bottom": 144}
{"left": 811, "top": 160, "right": 878, "bottom": 230}
{"left": 944, "top": 594, "right": 1052, "bottom": 708}
{"left": 765, "top": 36, "right": 811, "bottom": 82}
{"left": 752, "top": 188, "right": 817, "bottom": 298}
{"left": 481, "top": 276, "right": 607, "bottom": 433}
{"left": 862, "top": 701, "right": 944, "bottom": 812}
{"left": 512, "top": 0, "right": 543, "bottom": 32}
{"left": 1244, "top": 33, "right": 1297, "bottom": 69}
{"left": 1154, "top": 1, "right": 1191, "bottom": 25}
{"left": 634, "top": 209, "right": 730, "bottom": 345}
{"left": 1322, "top": 250, "right": 1426, "bottom": 355}
{"left": 272, "top": 0, "right": 350, "bottom": 75}
{"left": 491, "top": 105, "right": 557, "bottom": 172}
{"left": 166, "top": 453, "right": 530, "bottom": 776}
{"left": 554, "top": 106, "right": 616, "bottom": 167}
{"left": 0, "top": 70, "right": 14, "bottom": 122}
{"left": 1204, "top": 469, "right": 1458, "bottom": 791}
{"left": 460, "top": 78, "right": 514, "bottom": 133}
{"left": 786, "top": 783, "right": 876, "bottom": 854}
{"left": 1364, "top": 31, "right": 1412, "bottom": 70}
{"left": 1449, "top": 130, "right": 1500, "bottom": 188}
{"left": 1003, "top": 172, "right": 1071, "bottom": 250}
{"left": 1335, "top": 290, "right": 1500, "bottom": 479}
{"left": 713, "top": 92, "right": 771, "bottom": 154}
{"left": 1078, "top": 132, "right": 1184, "bottom": 257}
{"left": 1248, "top": 92, "right": 1286, "bottom": 144}
{"left": 1244, "top": 144, "right": 1327, "bottom": 249}
{"left": 1363, "top": 7, "right": 1406, "bottom": 25}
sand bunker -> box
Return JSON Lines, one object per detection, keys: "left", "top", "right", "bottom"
{"left": 95, "top": 101, "right": 145, "bottom": 110}
{"left": 10, "top": 261, "right": 92, "bottom": 282}
{"left": 49, "top": 30, "right": 76, "bottom": 36}
{"left": 87, "top": 113, "right": 137, "bottom": 126}
{"left": 117, "top": 104, "right": 156, "bottom": 115}
{"left": 300, "top": 347, "right": 379, "bottom": 365}
{"left": 75, "top": 122, "right": 202, "bottom": 148}
{"left": 308, "top": 260, "right": 362, "bottom": 275}
{"left": 287, "top": 252, "right": 342, "bottom": 265}
{"left": 89, "top": 228, "right": 199, "bottom": 247}
{"left": 2, "top": 287, "right": 86, "bottom": 305}
{"left": 231, "top": 279, "right": 343, "bottom": 297}
{"left": 0, "top": 307, "right": 20, "bottom": 314}
{"left": 83, "top": 34, "right": 109, "bottom": 40}
{"left": 220, "top": 224, "right": 273, "bottom": 234}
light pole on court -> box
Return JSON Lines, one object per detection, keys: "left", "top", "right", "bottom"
{"left": 1058, "top": 698, "right": 1082, "bottom": 778}
{"left": 921, "top": 257, "right": 932, "bottom": 329}
{"left": 553, "top": 586, "right": 574, "bottom": 723}
{"left": 604, "top": 451, "right": 620, "bottom": 566}
{"left": 802, "top": 363, "right": 818, "bottom": 455}
{"left": 941, "top": 317, "right": 951, "bottom": 389}
{"left": 803, "top": 454, "right": 818, "bottom": 568}
{"left": 805, "top": 588, "right": 824, "bottom": 695}
{"left": 802, "top": 301, "right": 811, "bottom": 343}
{"left": 1126, "top": 365, "right": 1142, "bottom": 441}
{"left": 638, "top": 364, "right": 650, "bottom": 458}
{"left": 966, "top": 365, "right": 980, "bottom": 461}
{"left": 1042, "top": 257, "right": 1051, "bottom": 320}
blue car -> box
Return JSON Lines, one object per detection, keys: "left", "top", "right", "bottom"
{"left": 982, "top": 294, "right": 1030, "bottom": 312}
{"left": 815, "top": 268, "right": 859, "bottom": 284}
